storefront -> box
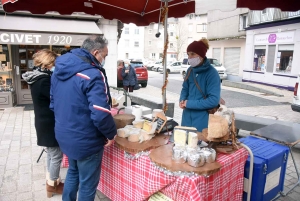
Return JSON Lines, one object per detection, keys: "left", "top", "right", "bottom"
{"left": 0, "top": 15, "right": 103, "bottom": 107}
{"left": 243, "top": 22, "right": 300, "bottom": 90}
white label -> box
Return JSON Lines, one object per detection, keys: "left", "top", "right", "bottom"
{"left": 264, "top": 167, "right": 281, "bottom": 194}
{"left": 244, "top": 177, "right": 249, "bottom": 193}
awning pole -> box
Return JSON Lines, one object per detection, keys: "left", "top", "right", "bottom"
{"left": 162, "top": 0, "right": 168, "bottom": 109}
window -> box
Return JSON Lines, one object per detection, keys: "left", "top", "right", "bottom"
{"left": 189, "top": 14, "right": 194, "bottom": 20}
{"left": 170, "top": 43, "right": 174, "bottom": 48}
{"left": 149, "top": 41, "right": 152, "bottom": 46}
{"left": 196, "top": 24, "right": 207, "bottom": 32}
{"left": 159, "top": 53, "right": 163, "bottom": 59}
{"left": 134, "top": 29, "right": 139, "bottom": 34}
{"left": 253, "top": 46, "right": 266, "bottom": 71}
{"left": 134, "top": 42, "right": 139, "bottom": 47}
{"left": 125, "top": 53, "right": 129, "bottom": 59}
{"left": 125, "top": 40, "right": 129, "bottom": 47}
{"left": 170, "top": 32, "right": 174, "bottom": 36}
{"left": 171, "top": 54, "right": 177, "bottom": 58}
{"left": 262, "top": 9, "right": 267, "bottom": 14}
{"left": 152, "top": 53, "right": 156, "bottom": 59}
{"left": 188, "top": 24, "right": 193, "bottom": 32}
{"left": 276, "top": 45, "right": 294, "bottom": 73}
{"left": 239, "top": 15, "right": 248, "bottom": 30}
{"left": 148, "top": 29, "right": 152, "bottom": 34}
{"left": 124, "top": 27, "right": 129, "bottom": 34}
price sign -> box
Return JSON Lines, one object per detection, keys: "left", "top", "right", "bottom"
{"left": 153, "top": 113, "right": 167, "bottom": 134}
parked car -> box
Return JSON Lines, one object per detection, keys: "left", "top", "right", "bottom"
{"left": 158, "top": 61, "right": 182, "bottom": 73}
{"left": 145, "top": 61, "right": 156, "bottom": 70}
{"left": 117, "top": 60, "right": 148, "bottom": 88}
{"left": 180, "top": 58, "right": 227, "bottom": 80}
{"left": 152, "top": 61, "right": 163, "bottom": 72}
{"left": 291, "top": 72, "right": 300, "bottom": 112}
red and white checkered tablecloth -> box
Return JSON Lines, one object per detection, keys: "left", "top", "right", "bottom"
{"left": 62, "top": 145, "right": 248, "bottom": 201}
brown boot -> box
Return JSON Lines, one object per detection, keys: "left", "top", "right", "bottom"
{"left": 46, "top": 179, "right": 64, "bottom": 198}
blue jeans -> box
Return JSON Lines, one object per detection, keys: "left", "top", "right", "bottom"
{"left": 62, "top": 148, "right": 104, "bottom": 201}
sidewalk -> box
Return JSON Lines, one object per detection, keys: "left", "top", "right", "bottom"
{"left": 0, "top": 81, "right": 300, "bottom": 201}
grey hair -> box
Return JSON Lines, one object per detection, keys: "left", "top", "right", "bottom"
{"left": 81, "top": 35, "right": 108, "bottom": 52}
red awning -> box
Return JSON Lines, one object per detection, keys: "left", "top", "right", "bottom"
{"left": 1, "top": 0, "right": 195, "bottom": 26}
{"left": 237, "top": 0, "right": 300, "bottom": 12}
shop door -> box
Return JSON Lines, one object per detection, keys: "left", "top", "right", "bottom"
{"left": 224, "top": 47, "right": 241, "bottom": 75}
{"left": 14, "top": 45, "right": 49, "bottom": 105}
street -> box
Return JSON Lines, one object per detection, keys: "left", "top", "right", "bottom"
{"left": 148, "top": 71, "right": 287, "bottom": 108}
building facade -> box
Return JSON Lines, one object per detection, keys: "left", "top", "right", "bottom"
{"left": 206, "top": 8, "right": 249, "bottom": 81}
{"left": 243, "top": 9, "right": 300, "bottom": 90}
{"left": 143, "top": 14, "right": 208, "bottom": 63}
{"left": 117, "top": 23, "right": 145, "bottom": 60}
{"left": 0, "top": 8, "right": 119, "bottom": 107}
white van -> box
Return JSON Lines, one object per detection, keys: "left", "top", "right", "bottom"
{"left": 180, "top": 58, "right": 227, "bottom": 80}
{"left": 291, "top": 73, "right": 300, "bottom": 112}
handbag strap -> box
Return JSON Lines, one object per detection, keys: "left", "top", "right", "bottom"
{"left": 192, "top": 70, "right": 207, "bottom": 100}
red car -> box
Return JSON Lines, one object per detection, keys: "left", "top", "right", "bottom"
{"left": 117, "top": 61, "right": 148, "bottom": 88}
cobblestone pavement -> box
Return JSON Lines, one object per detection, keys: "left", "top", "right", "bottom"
{"left": 0, "top": 82, "right": 299, "bottom": 200}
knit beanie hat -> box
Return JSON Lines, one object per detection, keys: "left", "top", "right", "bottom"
{"left": 187, "top": 40, "right": 208, "bottom": 58}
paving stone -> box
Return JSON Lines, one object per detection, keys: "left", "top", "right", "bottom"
{"left": 0, "top": 157, "right": 7, "bottom": 166}
{"left": 19, "top": 164, "right": 32, "bottom": 174}
{"left": 33, "top": 179, "right": 45, "bottom": 191}
{"left": 17, "top": 192, "right": 33, "bottom": 201}
{"left": 3, "top": 169, "right": 17, "bottom": 183}
{"left": 0, "top": 181, "right": 17, "bottom": 194}
{"left": 0, "top": 193, "right": 17, "bottom": 201}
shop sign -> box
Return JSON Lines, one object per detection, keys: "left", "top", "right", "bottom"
{"left": 0, "top": 31, "right": 89, "bottom": 46}
{"left": 254, "top": 32, "right": 294, "bottom": 44}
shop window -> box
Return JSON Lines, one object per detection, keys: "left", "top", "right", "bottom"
{"left": 52, "top": 46, "right": 79, "bottom": 56}
{"left": 253, "top": 46, "right": 266, "bottom": 71}
{"left": 275, "top": 45, "right": 294, "bottom": 73}
{"left": 0, "top": 44, "right": 13, "bottom": 92}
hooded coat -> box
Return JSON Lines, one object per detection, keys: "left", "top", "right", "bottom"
{"left": 180, "top": 58, "right": 221, "bottom": 132}
{"left": 121, "top": 65, "right": 137, "bottom": 86}
{"left": 50, "top": 48, "right": 116, "bottom": 160}
{"left": 22, "top": 68, "right": 58, "bottom": 147}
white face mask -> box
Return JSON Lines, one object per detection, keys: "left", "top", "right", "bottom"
{"left": 188, "top": 57, "right": 202, "bottom": 67}
{"left": 100, "top": 54, "right": 105, "bottom": 67}
{"left": 124, "top": 64, "right": 129, "bottom": 68}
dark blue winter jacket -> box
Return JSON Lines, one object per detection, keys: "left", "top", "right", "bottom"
{"left": 180, "top": 58, "right": 221, "bottom": 132}
{"left": 50, "top": 48, "right": 116, "bottom": 160}
{"left": 121, "top": 65, "right": 137, "bottom": 86}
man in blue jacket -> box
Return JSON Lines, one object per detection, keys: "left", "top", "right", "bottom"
{"left": 50, "top": 35, "right": 116, "bottom": 201}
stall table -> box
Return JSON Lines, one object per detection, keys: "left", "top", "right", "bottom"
{"left": 63, "top": 144, "right": 248, "bottom": 201}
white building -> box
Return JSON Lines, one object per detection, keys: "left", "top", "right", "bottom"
{"left": 117, "top": 23, "right": 145, "bottom": 60}
{"left": 143, "top": 14, "right": 208, "bottom": 63}
{"left": 206, "top": 9, "right": 249, "bottom": 81}
{"left": 243, "top": 9, "right": 300, "bottom": 90}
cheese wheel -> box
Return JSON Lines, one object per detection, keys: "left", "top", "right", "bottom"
{"left": 188, "top": 132, "right": 198, "bottom": 148}
{"left": 117, "top": 128, "right": 128, "bottom": 138}
{"left": 128, "top": 133, "right": 140, "bottom": 142}
{"left": 174, "top": 129, "right": 187, "bottom": 146}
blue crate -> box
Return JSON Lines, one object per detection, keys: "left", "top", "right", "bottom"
{"left": 240, "top": 136, "right": 289, "bottom": 201}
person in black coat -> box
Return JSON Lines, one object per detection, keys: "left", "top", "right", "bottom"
{"left": 121, "top": 59, "right": 138, "bottom": 92}
{"left": 22, "top": 49, "right": 63, "bottom": 198}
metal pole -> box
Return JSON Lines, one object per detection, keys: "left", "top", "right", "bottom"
{"left": 240, "top": 143, "right": 254, "bottom": 201}
{"left": 162, "top": 0, "right": 168, "bottom": 109}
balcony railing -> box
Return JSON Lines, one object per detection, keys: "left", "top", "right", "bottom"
{"left": 248, "top": 9, "right": 300, "bottom": 26}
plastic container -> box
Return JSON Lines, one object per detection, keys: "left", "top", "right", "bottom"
{"left": 240, "top": 136, "right": 289, "bottom": 201}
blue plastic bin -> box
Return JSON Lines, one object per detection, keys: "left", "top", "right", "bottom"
{"left": 240, "top": 136, "right": 289, "bottom": 201}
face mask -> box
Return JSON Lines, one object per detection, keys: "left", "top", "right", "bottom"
{"left": 51, "top": 66, "right": 55, "bottom": 72}
{"left": 188, "top": 57, "right": 201, "bottom": 67}
{"left": 124, "top": 64, "right": 129, "bottom": 68}
{"left": 98, "top": 53, "right": 105, "bottom": 67}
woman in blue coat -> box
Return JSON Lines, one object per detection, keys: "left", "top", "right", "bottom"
{"left": 121, "top": 59, "right": 137, "bottom": 92}
{"left": 179, "top": 39, "right": 221, "bottom": 132}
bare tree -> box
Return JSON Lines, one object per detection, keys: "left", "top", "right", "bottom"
{"left": 175, "top": 23, "right": 188, "bottom": 61}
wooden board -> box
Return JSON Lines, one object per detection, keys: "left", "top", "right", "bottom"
{"left": 149, "top": 144, "right": 222, "bottom": 176}
{"left": 115, "top": 133, "right": 170, "bottom": 154}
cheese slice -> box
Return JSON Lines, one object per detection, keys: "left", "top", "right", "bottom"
{"left": 174, "top": 129, "right": 187, "bottom": 146}
{"left": 128, "top": 133, "right": 140, "bottom": 142}
{"left": 117, "top": 128, "right": 128, "bottom": 138}
{"left": 143, "top": 121, "right": 153, "bottom": 132}
{"left": 188, "top": 132, "right": 198, "bottom": 148}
